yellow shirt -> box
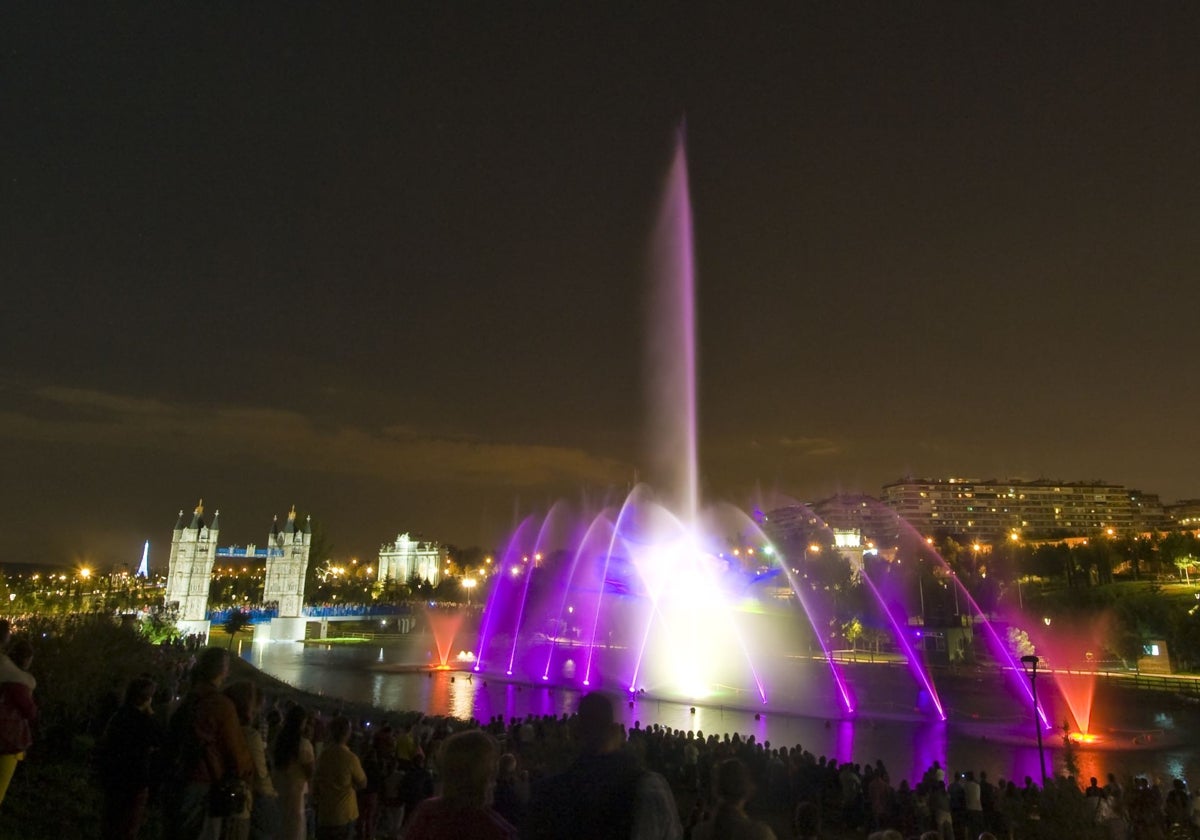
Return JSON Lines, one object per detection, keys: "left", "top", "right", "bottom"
{"left": 313, "top": 742, "right": 367, "bottom": 826}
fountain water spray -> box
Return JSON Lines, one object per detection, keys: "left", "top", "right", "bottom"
{"left": 472, "top": 130, "right": 950, "bottom": 719}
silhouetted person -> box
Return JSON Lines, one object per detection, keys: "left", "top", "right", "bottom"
{"left": 691, "top": 758, "right": 775, "bottom": 840}
{"left": 525, "top": 692, "right": 681, "bottom": 840}
{"left": 405, "top": 729, "right": 516, "bottom": 839}
{"left": 97, "top": 676, "right": 162, "bottom": 840}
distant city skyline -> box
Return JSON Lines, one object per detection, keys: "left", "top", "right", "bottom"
{"left": 24, "top": 469, "right": 1199, "bottom": 575}
{"left": 5, "top": 5, "right": 1199, "bottom": 565}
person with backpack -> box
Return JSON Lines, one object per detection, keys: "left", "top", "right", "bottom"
{"left": 164, "top": 647, "right": 253, "bottom": 840}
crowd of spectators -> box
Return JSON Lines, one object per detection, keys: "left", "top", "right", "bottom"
{"left": 2, "top": 623, "right": 1200, "bottom": 840}
{"left": 101, "top": 651, "right": 1200, "bottom": 839}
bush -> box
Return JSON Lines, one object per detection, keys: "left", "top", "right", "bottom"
{"left": 22, "top": 615, "right": 166, "bottom": 750}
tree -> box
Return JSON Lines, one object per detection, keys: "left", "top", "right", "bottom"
{"left": 860, "top": 627, "right": 889, "bottom": 662}
{"left": 1158, "top": 532, "right": 1200, "bottom": 578}
{"left": 842, "top": 617, "right": 864, "bottom": 658}
{"left": 1006, "top": 626, "right": 1035, "bottom": 659}
{"left": 304, "top": 518, "right": 334, "bottom": 600}
{"left": 434, "top": 576, "right": 463, "bottom": 603}
{"left": 140, "top": 612, "right": 180, "bottom": 644}
{"left": 1028, "top": 543, "right": 1071, "bottom": 583}
{"left": 1175, "top": 555, "right": 1200, "bottom": 584}
{"left": 223, "top": 610, "right": 252, "bottom": 650}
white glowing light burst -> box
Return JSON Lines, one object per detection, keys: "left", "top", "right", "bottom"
{"left": 626, "top": 528, "right": 744, "bottom": 700}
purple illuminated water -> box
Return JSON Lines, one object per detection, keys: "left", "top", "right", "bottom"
{"left": 647, "top": 132, "right": 699, "bottom": 524}
{"left": 471, "top": 130, "right": 940, "bottom": 717}
{"left": 859, "top": 567, "right": 946, "bottom": 720}
{"left": 857, "top": 497, "right": 1053, "bottom": 729}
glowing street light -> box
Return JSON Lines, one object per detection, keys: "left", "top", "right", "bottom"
{"left": 802, "top": 544, "right": 821, "bottom": 575}
{"left": 462, "top": 578, "right": 477, "bottom": 606}
{"left": 1020, "top": 655, "right": 1048, "bottom": 786}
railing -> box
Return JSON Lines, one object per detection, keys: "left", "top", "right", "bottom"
{"left": 303, "top": 630, "right": 405, "bottom": 642}
{"left": 1098, "top": 670, "right": 1200, "bottom": 696}
{"left": 301, "top": 604, "right": 413, "bottom": 618}
{"left": 207, "top": 603, "right": 417, "bottom": 623}
{"left": 207, "top": 607, "right": 278, "bottom": 625}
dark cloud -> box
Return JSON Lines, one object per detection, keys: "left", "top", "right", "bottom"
{"left": 777, "top": 437, "right": 842, "bottom": 458}
{"left": 3, "top": 4, "right": 1199, "bottom": 566}
{"left": 4, "top": 385, "right": 629, "bottom": 488}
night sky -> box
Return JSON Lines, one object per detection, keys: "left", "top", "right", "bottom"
{"left": 5, "top": 5, "right": 1199, "bottom": 568}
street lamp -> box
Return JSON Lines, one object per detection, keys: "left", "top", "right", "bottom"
{"left": 462, "top": 578, "right": 477, "bottom": 606}
{"left": 1020, "top": 654, "right": 1047, "bottom": 786}
{"left": 804, "top": 543, "right": 820, "bottom": 569}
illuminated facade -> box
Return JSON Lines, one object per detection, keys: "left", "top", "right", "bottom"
{"left": 761, "top": 495, "right": 902, "bottom": 547}
{"left": 378, "top": 533, "right": 446, "bottom": 586}
{"left": 262, "top": 506, "right": 312, "bottom": 618}
{"left": 881, "top": 477, "right": 1166, "bottom": 539}
{"left": 165, "top": 501, "right": 218, "bottom": 635}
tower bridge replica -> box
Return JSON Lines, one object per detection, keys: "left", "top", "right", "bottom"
{"left": 164, "top": 501, "right": 312, "bottom": 642}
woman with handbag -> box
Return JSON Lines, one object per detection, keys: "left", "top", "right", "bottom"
{"left": 222, "top": 680, "right": 279, "bottom": 840}
{"left": 0, "top": 637, "right": 37, "bottom": 808}
{"left": 164, "top": 647, "right": 253, "bottom": 840}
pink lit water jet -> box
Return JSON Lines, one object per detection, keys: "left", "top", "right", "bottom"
{"left": 471, "top": 129, "right": 929, "bottom": 719}
{"left": 859, "top": 567, "right": 946, "bottom": 720}
{"left": 427, "top": 608, "right": 464, "bottom": 668}
{"left": 474, "top": 129, "right": 772, "bottom": 705}
{"left": 647, "top": 129, "right": 699, "bottom": 524}
{"left": 861, "top": 498, "right": 1053, "bottom": 729}
{"left": 1023, "top": 615, "right": 1106, "bottom": 735}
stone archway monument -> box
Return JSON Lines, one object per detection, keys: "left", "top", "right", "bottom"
{"left": 261, "top": 506, "right": 312, "bottom": 641}
{"left": 165, "top": 502, "right": 312, "bottom": 642}
{"left": 165, "top": 501, "right": 220, "bottom": 639}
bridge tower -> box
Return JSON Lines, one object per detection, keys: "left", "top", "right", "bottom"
{"left": 164, "top": 501, "right": 219, "bottom": 638}
{"left": 262, "top": 506, "right": 311, "bottom": 641}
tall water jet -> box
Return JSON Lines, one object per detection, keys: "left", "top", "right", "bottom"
{"left": 471, "top": 130, "right": 844, "bottom": 712}
{"left": 646, "top": 128, "right": 700, "bottom": 525}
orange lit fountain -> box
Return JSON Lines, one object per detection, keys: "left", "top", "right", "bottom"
{"left": 427, "top": 608, "right": 465, "bottom": 669}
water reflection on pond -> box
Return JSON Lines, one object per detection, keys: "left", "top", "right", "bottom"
{"left": 241, "top": 634, "right": 1200, "bottom": 787}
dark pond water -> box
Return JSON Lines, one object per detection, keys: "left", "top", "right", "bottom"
{"left": 239, "top": 631, "right": 1200, "bottom": 789}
